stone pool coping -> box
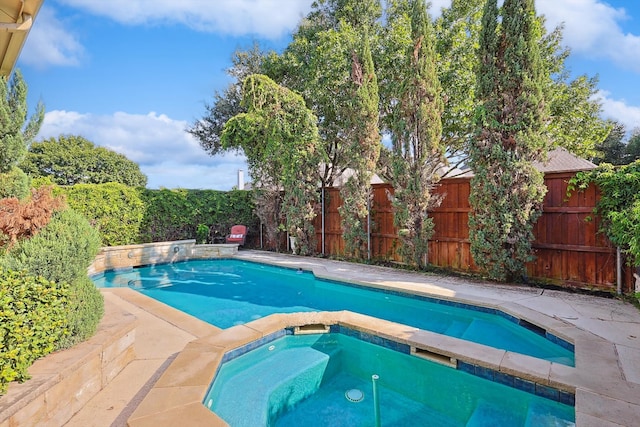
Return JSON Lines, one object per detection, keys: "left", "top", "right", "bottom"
{"left": 124, "top": 251, "right": 640, "bottom": 426}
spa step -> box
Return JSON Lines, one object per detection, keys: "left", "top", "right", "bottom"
{"left": 465, "top": 400, "right": 515, "bottom": 426}
{"left": 524, "top": 401, "right": 574, "bottom": 427}
{"left": 444, "top": 320, "right": 471, "bottom": 337}
{"left": 211, "top": 346, "right": 340, "bottom": 427}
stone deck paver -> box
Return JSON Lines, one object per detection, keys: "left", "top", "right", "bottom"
{"left": 63, "top": 289, "right": 219, "bottom": 426}
{"left": 64, "top": 250, "right": 640, "bottom": 426}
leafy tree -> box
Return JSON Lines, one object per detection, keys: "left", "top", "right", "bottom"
{"left": 221, "top": 74, "right": 324, "bottom": 254}
{"left": 468, "top": 0, "right": 549, "bottom": 282}
{"left": 263, "top": 0, "right": 382, "bottom": 188}
{"left": 434, "top": 1, "right": 608, "bottom": 166}
{"left": 625, "top": 128, "right": 640, "bottom": 164}
{"left": 542, "top": 25, "right": 610, "bottom": 159}
{"left": 569, "top": 161, "right": 640, "bottom": 265}
{"left": 379, "top": 0, "right": 444, "bottom": 267}
{"left": 434, "top": 0, "right": 485, "bottom": 166}
{"left": 593, "top": 121, "right": 626, "bottom": 165}
{"left": 21, "top": 135, "right": 147, "bottom": 187}
{"left": 187, "top": 44, "right": 266, "bottom": 156}
{"left": 0, "top": 70, "right": 44, "bottom": 199}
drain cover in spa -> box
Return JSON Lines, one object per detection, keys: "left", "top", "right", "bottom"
{"left": 345, "top": 389, "right": 364, "bottom": 402}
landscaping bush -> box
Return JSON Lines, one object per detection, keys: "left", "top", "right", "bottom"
{"left": 56, "top": 275, "right": 104, "bottom": 349}
{"left": 1, "top": 208, "right": 103, "bottom": 348}
{"left": 0, "top": 269, "right": 69, "bottom": 394}
{"left": 57, "top": 182, "right": 145, "bottom": 246}
{"left": 196, "top": 223, "right": 209, "bottom": 244}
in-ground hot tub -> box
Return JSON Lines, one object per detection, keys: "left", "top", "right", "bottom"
{"left": 204, "top": 327, "right": 575, "bottom": 426}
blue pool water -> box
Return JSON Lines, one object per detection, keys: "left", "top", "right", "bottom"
{"left": 205, "top": 332, "right": 575, "bottom": 426}
{"left": 93, "top": 259, "right": 574, "bottom": 365}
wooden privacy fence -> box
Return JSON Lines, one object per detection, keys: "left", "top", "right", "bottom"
{"left": 312, "top": 172, "right": 635, "bottom": 292}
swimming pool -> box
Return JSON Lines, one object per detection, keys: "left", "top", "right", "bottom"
{"left": 205, "top": 330, "right": 575, "bottom": 426}
{"left": 93, "top": 259, "right": 574, "bottom": 365}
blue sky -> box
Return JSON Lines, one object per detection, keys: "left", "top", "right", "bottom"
{"left": 17, "top": 0, "right": 640, "bottom": 190}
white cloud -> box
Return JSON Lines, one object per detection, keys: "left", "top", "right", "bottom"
{"left": 428, "top": 0, "right": 451, "bottom": 17}
{"left": 537, "top": 0, "right": 640, "bottom": 73}
{"left": 57, "top": 0, "right": 314, "bottom": 39}
{"left": 19, "top": 7, "right": 85, "bottom": 68}
{"left": 596, "top": 90, "right": 640, "bottom": 132}
{"left": 38, "top": 110, "right": 247, "bottom": 189}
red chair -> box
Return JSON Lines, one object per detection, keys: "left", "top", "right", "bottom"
{"left": 226, "top": 225, "right": 247, "bottom": 246}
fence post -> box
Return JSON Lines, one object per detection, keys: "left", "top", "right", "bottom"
{"left": 322, "top": 187, "right": 325, "bottom": 256}
{"left": 617, "top": 247, "right": 622, "bottom": 295}
{"left": 367, "top": 194, "right": 371, "bottom": 261}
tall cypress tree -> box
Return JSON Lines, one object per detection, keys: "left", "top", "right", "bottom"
{"left": 0, "top": 70, "right": 44, "bottom": 199}
{"left": 468, "top": 0, "right": 548, "bottom": 282}
{"left": 339, "top": 28, "right": 381, "bottom": 259}
{"left": 381, "top": 0, "right": 444, "bottom": 268}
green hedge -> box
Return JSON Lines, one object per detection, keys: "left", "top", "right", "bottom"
{"left": 58, "top": 182, "right": 145, "bottom": 247}
{"left": 2, "top": 208, "right": 104, "bottom": 348}
{"left": 54, "top": 184, "right": 259, "bottom": 246}
{"left": 138, "top": 188, "right": 259, "bottom": 243}
{"left": 0, "top": 269, "right": 69, "bottom": 394}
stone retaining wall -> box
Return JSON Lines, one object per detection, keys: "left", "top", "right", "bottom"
{"left": 89, "top": 240, "right": 238, "bottom": 275}
{"left": 0, "top": 297, "right": 136, "bottom": 427}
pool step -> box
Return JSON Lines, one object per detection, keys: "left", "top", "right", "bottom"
{"left": 211, "top": 346, "right": 340, "bottom": 427}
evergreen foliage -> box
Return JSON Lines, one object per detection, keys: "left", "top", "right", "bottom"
{"left": 21, "top": 135, "right": 147, "bottom": 187}
{"left": 468, "top": 0, "right": 549, "bottom": 281}
{"left": 0, "top": 70, "right": 43, "bottom": 201}
{"left": 380, "top": 0, "right": 444, "bottom": 267}
{"left": 0, "top": 70, "right": 44, "bottom": 174}
{"left": 262, "top": 0, "right": 382, "bottom": 190}
{"left": 339, "top": 28, "right": 381, "bottom": 259}
{"left": 0, "top": 269, "right": 69, "bottom": 394}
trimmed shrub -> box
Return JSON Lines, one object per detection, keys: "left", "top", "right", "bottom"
{"left": 0, "top": 167, "right": 31, "bottom": 200}
{"left": 0, "top": 269, "right": 69, "bottom": 394}
{"left": 2, "top": 208, "right": 103, "bottom": 348}
{"left": 56, "top": 275, "right": 104, "bottom": 349}
{"left": 3, "top": 208, "right": 101, "bottom": 283}
{"left": 57, "top": 182, "right": 145, "bottom": 246}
